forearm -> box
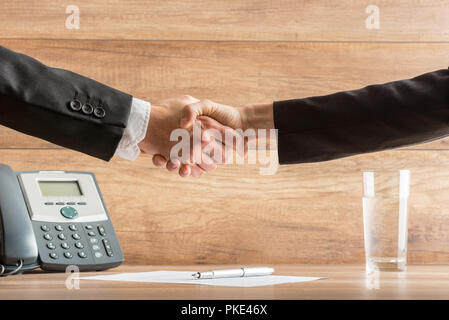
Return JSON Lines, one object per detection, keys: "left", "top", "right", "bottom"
{"left": 240, "top": 103, "right": 275, "bottom": 150}
{"left": 0, "top": 46, "right": 132, "bottom": 161}
{"left": 273, "top": 68, "right": 449, "bottom": 164}
{"left": 114, "top": 98, "right": 151, "bottom": 160}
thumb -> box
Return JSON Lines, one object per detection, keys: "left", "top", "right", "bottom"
{"left": 180, "top": 100, "right": 215, "bottom": 129}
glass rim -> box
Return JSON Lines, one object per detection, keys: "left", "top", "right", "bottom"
{"left": 361, "top": 169, "right": 411, "bottom": 174}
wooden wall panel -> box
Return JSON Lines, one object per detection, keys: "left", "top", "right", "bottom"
{"left": 1, "top": 149, "right": 449, "bottom": 265}
{"left": 1, "top": 1, "right": 448, "bottom": 265}
{"left": 1, "top": 0, "right": 448, "bottom": 41}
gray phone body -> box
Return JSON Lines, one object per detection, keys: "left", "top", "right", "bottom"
{"left": 0, "top": 165, "right": 39, "bottom": 269}
{"left": 0, "top": 164, "right": 124, "bottom": 272}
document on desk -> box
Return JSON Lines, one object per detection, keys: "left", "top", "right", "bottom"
{"left": 79, "top": 271, "right": 324, "bottom": 287}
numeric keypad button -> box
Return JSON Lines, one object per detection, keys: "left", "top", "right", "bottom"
{"left": 103, "top": 239, "right": 114, "bottom": 257}
{"left": 97, "top": 225, "right": 106, "bottom": 236}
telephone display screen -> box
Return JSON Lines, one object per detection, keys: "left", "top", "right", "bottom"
{"left": 38, "top": 181, "right": 82, "bottom": 196}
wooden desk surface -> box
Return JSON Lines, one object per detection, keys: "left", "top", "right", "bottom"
{"left": 1, "top": 264, "right": 449, "bottom": 300}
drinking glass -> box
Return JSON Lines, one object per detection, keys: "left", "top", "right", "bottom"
{"left": 362, "top": 170, "right": 410, "bottom": 272}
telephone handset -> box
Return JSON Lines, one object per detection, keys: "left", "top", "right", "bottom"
{"left": 0, "top": 164, "right": 123, "bottom": 275}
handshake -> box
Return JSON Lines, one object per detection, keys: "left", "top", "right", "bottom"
{"left": 137, "top": 95, "right": 275, "bottom": 177}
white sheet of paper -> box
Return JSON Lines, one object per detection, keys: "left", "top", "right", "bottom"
{"left": 79, "top": 271, "right": 324, "bottom": 287}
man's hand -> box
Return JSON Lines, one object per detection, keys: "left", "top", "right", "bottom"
{"left": 181, "top": 100, "right": 274, "bottom": 132}
{"left": 152, "top": 99, "right": 249, "bottom": 176}
{"left": 138, "top": 95, "right": 221, "bottom": 177}
{"left": 149, "top": 98, "right": 274, "bottom": 177}
{"left": 180, "top": 99, "right": 249, "bottom": 131}
{"left": 153, "top": 99, "right": 274, "bottom": 175}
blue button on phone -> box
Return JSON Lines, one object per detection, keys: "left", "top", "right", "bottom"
{"left": 60, "top": 206, "right": 78, "bottom": 219}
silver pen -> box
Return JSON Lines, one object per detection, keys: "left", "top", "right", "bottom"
{"left": 192, "top": 267, "right": 274, "bottom": 279}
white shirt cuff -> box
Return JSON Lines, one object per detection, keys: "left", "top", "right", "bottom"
{"left": 114, "top": 97, "right": 151, "bottom": 161}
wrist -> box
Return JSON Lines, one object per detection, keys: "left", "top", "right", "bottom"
{"left": 241, "top": 102, "right": 274, "bottom": 130}
{"left": 137, "top": 104, "right": 166, "bottom": 155}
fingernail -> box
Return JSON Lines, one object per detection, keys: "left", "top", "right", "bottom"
{"left": 180, "top": 167, "right": 189, "bottom": 177}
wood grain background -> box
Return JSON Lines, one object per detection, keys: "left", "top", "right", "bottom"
{"left": 1, "top": 1, "right": 449, "bottom": 264}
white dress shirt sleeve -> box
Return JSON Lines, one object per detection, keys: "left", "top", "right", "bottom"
{"left": 114, "top": 97, "right": 151, "bottom": 161}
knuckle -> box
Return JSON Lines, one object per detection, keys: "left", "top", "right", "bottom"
{"left": 180, "top": 95, "right": 195, "bottom": 103}
{"left": 183, "top": 104, "right": 194, "bottom": 116}
{"left": 202, "top": 99, "right": 213, "bottom": 106}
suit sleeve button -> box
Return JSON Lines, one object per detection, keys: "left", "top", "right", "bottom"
{"left": 69, "top": 99, "right": 82, "bottom": 111}
{"left": 82, "top": 103, "right": 94, "bottom": 115}
{"left": 94, "top": 107, "right": 106, "bottom": 118}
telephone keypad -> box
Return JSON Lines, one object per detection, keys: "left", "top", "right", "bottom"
{"left": 35, "top": 221, "right": 122, "bottom": 270}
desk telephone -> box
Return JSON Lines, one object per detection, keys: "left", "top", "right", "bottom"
{"left": 0, "top": 164, "right": 123, "bottom": 275}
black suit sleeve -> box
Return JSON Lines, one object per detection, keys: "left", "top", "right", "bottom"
{"left": 0, "top": 46, "right": 133, "bottom": 161}
{"left": 274, "top": 69, "right": 449, "bottom": 164}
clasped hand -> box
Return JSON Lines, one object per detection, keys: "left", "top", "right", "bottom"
{"left": 137, "top": 95, "right": 249, "bottom": 177}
